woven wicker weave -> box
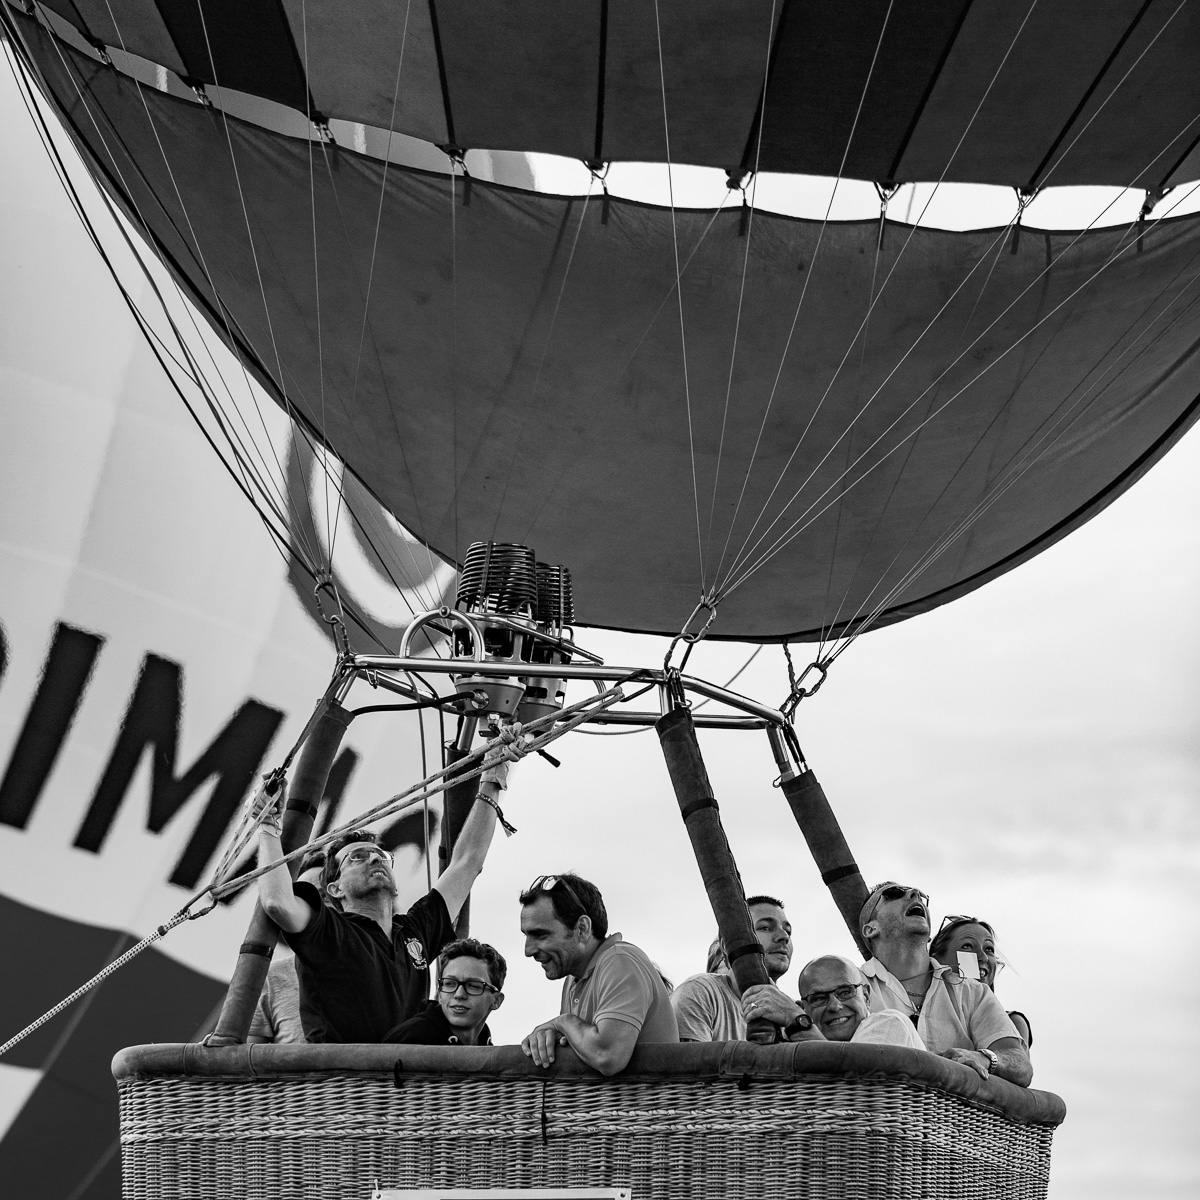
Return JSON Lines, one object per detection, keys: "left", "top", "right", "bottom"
{"left": 113, "top": 1041, "right": 1064, "bottom": 1200}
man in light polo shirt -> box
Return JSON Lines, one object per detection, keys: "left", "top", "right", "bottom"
{"left": 519, "top": 873, "right": 678, "bottom": 1075}
{"left": 858, "top": 881, "right": 1032, "bottom": 1086}
{"left": 671, "top": 894, "right": 800, "bottom": 1041}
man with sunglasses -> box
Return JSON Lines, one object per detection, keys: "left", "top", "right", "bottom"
{"left": 386, "top": 938, "right": 505, "bottom": 1046}
{"left": 519, "top": 873, "right": 678, "bottom": 1075}
{"left": 255, "top": 759, "right": 511, "bottom": 1043}
{"left": 859, "top": 882, "right": 1032, "bottom": 1086}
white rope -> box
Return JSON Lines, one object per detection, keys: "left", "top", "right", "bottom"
{"left": 0, "top": 905, "right": 200, "bottom": 1059}
{"left": 209, "top": 679, "right": 632, "bottom": 900}
{"left": 716, "top": 142, "right": 1200, "bottom": 601}
{"left": 652, "top": 0, "right": 704, "bottom": 589}
{"left": 714, "top": 0, "right": 1036, "bottom": 593}
{"left": 705, "top": 0, "right": 778, "bottom": 574}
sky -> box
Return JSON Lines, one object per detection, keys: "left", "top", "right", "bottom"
{"left": 2, "top": 39, "right": 1199, "bottom": 1200}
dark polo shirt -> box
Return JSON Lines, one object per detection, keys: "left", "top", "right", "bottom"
{"left": 386, "top": 999, "right": 493, "bottom": 1046}
{"left": 283, "top": 882, "right": 454, "bottom": 1043}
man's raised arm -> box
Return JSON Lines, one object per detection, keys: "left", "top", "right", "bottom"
{"left": 254, "top": 780, "right": 315, "bottom": 934}
{"left": 434, "top": 732, "right": 523, "bottom": 922}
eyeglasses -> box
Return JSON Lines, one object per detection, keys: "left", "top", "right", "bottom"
{"left": 527, "top": 873, "right": 586, "bottom": 913}
{"left": 862, "top": 882, "right": 929, "bottom": 925}
{"left": 801, "top": 983, "right": 865, "bottom": 1009}
{"left": 336, "top": 845, "right": 394, "bottom": 870}
{"left": 437, "top": 976, "right": 497, "bottom": 997}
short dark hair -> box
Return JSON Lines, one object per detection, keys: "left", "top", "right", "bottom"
{"left": 438, "top": 938, "right": 507, "bottom": 990}
{"left": 746, "top": 894, "right": 785, "bottom": 910}
{"left": 321, "top": 829, "right": 382, "bottom": 893}
{"left": 519, "top": 873, "right": 608, "bottom": 940}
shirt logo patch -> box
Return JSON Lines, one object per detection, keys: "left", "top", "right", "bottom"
{"left": 405, "top": 938, "right": 428, "bottom": 970}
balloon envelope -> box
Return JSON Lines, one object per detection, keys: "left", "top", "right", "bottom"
{"left": 14, "top": 12, "right": 1200, "bottom": 640}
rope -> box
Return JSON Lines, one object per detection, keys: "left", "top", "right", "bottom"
{"left": 0, "top": 901, "right": 209, "bottom": 1059}
{"left": 208, "top": 678, "right": 634, "bottom": 901}
{"left": 653, "top": 0, "right": 704, "bottom": 588}
{"left": 705, "top": 0, "right": 778, "bottom": 574}
{"left": 0, "top": 676, "right": 630, "bottom": 1055}
{"left": 713, "top": 0, "right": 1037, "bottom": 595}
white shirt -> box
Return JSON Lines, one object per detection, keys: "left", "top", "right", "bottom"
{"left": 852, "top": 1009, "right": 926, "bottom": 1049}
{"left": 861, "top": 956, "right": 1018, "bottom": 1055}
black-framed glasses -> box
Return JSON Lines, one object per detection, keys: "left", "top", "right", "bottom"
{"left": 437, "top": 976, "right": 497, "bottom": 997}
{"left": 528, "top": 873, "right": 586, "bottom": 913}
{"left": 801, "top": 983, "right": 865, "bottom": 1009}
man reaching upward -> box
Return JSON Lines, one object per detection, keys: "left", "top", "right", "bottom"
{"left": 255, "top": 758, "right": 511, "bottom": 1042}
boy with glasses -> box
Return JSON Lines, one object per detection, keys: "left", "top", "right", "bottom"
{"left": 858, "top": 881, "right": 1032, "bottom": 1086}
{"left": 387, "top": 939, "right": 505, "bottom": 1046}
{"left": 518, "top": 873, "right": 678, "bottom": 1075}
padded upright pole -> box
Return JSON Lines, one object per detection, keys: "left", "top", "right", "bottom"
{"left": 656, "top": 705, "right": 775, "bottom": 1044}
{"left": 207, "top": 702, "right": 352, "bottom": 1045}
{"left": 439, "top": 717, "right": 479, "bottom": 937}
{"left": 778, "top": 767, "right": 871, "bottom": 959}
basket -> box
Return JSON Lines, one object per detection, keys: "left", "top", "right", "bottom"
{"left": 112, "top": 1040, "right": 1064, "bottom": 1200}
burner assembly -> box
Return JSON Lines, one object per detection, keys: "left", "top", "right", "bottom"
{"left": 447, "top": 541, "right": 576, "bottom": 721}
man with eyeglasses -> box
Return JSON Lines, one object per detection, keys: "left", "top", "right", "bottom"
{"left": 858, "top": 882, "right": 1032, "bottom": 1086}
{"left": 255, "top": 759, "right": 511, "bottom": 1043}
{"left": 796, "top": 956, "right": 924, "bottom": 1047}
{"left": 518, "top": 873, "right": 678, "bottom": 1075}
{"left": 386, "top": 938, "right": 505, "bottom": 1046}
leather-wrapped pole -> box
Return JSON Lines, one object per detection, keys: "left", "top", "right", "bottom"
{"left": 206, "top": 701, "right": 352, "bottom": 1045}
{"left": 778, "top": 768, "right": 870, "bottom": 958}
{"left": 656, "top": 706, "right": 774, "bottom": 1044}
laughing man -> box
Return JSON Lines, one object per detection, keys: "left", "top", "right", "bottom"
{"left": 518, "top": 873, "right": 678, "bottom": 1075}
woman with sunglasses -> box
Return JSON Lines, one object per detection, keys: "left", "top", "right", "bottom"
{"left": 931, "top": 916, "right": 1032, "bottom": 1047}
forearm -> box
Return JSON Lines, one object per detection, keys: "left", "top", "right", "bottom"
{"left": 453, "top": 782, "right": 501, "bottom": 871}
{"left": 257, "top": 829, "right": 310, "bottom": 932}
{"left": 553, "top": 1014, "right": 636, "bottom": 1076}
{"left": 991, "top": 1044, "right": 1033, "bottom": 1087}
{"left": 433, "top": 791, "right": 498, "bottom": 921}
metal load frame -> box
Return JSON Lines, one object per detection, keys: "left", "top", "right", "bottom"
{"left": 209, "top": 606, "right": 871, "bottom": 1045}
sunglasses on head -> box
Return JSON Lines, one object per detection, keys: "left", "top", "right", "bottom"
{"left": 936, "top": 913, "right": 995, "bottom": 938}
{"left": 528, "top": 873, "right": 586, "bottom": 914}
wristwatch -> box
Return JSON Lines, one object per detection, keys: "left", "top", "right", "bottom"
{"left": 981, "top": 1048, "right": 999, "bottom": 1074}
{"left": 782, "top": 1012, "right": 814, "bottom": 1039}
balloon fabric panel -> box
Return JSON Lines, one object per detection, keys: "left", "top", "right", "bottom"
{"left": 21, "top": 0, "right": 1200, "bottom": 188}
{"left": 17, "top": 15, "right": 1200, "bottom": 641}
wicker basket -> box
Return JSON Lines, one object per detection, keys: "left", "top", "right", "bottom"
{"left": 112, "top": 1041, "right": 1065, "bottom": 1200}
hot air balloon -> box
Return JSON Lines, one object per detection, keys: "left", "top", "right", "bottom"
{"left": 3, "top": 2, "right": 1199, "bottom": 1197}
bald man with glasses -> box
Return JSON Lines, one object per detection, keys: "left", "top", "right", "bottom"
{"left": 859, "top": 881, "right": 1032, "bottom": 1087}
